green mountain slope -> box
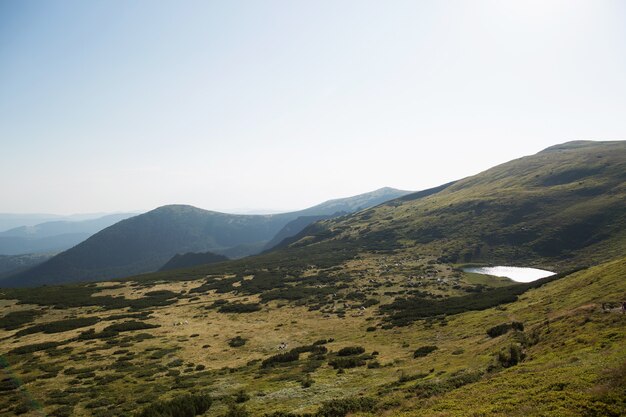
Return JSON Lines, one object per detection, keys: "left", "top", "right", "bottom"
{"left": 285, "top": 140, "right": 626, "bottom": 268}
{"left": 262, "top": 213, "right": 343, "bottom": 251}
{"left": 0, "top": 254, "right": 623, "bottom": 416}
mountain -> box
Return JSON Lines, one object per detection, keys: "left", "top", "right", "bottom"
{"left": 1, "top": 188, "right": 410, "bottom": 287}
{"left": 281, "top": 140, "right": 626, "bottom": 269}
{"left": 0, "top": 141, "right": 624, "bottom": 416}
{"left": 259, "top": 187, "right": 410, "bottom": 250}
{"left": 0, "top": 253, "right": 54, "bottom": 278}
{"left": 0, "top": 213, "right": 137, "bottom": 255}
{"left": 159, "top": 251, "right": 229, "bottom": 271}
{"left": 294, "top": 186, "right": 411, "bottom": 216}
{"left": 0, "top": 212, "right": 121, "bottom": 232}
{"left": 262, "top": 213, "right": 343, "bottom": 251}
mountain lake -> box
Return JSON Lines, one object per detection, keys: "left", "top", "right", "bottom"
{"left": 462, "top": 266, "right": 556, "bottom": 283}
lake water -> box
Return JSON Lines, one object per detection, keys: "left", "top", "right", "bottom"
{"left": 462, "top": 266, "right": 556, "bottom": 283}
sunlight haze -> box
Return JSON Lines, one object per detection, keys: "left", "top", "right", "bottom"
{"left": 1, "top": 0, "right": 625, "bottom": 214}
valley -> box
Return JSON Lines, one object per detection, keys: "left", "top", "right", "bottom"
{"left": 0, "top": 141, "right": 624, "bottom": 417}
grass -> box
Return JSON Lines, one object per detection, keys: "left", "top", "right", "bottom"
{"left": 0, "top": 255, "right": 623, "bottom": 416}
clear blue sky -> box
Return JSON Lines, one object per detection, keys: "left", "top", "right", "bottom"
{"left": 1, "top": 0, "right": 625, "bottom": 214}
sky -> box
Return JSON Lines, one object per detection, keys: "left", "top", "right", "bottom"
{"left": 1, "top": 0, "right": 625, "bottom": 214}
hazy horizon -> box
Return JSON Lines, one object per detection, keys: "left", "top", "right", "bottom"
{"left": 2, "top": 1, "right": 625, "bottom": 214}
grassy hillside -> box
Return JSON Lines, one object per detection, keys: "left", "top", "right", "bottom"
{"left": 285, "top": 140, "right": 626, "bottom": 269}
{"left": 0, "top": 255, "right": 623, "bottom": 416}
{"left": 263, "top": 214, "right": 341, "bottom": 251}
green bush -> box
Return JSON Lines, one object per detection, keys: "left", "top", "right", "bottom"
{"left": 413, "top": 345, "right": 438, "bottom": 358}
{"left": 103, "top": 320, "right": 160, "bottom": 333}
{"left": 134, "top": 393, "right": 212, "bottom": 417}
{"left": 16, "top": 317, "right": 99, "bottom": 336}
{"left": 224, "top": 405, "right": 250, "bottom": 417}
{"left": 9, "top": 341, "right": 62, "bottom": 355}
{"left": 219, "top": 302, "right": 262, "bottom": 313}
{"left": 381, "top": 271, "right": 575, "bottom": 326}
{"left": 494, "top": 344, "right": 525, "bottom": 368}
{"left": 487, "top": 321, "right": 524, "bottom": 338}
{"left": 262, "top": 351, "right": 299, "bottom": 368}
{"left": 328, "top": 356, "right": 367, "bottom": 370}
{"left": 234, "top": 389, "right": 250, "bottom": 403}
{"left": 0, "top": 310, "right": 42, "bottom": 330}
{"left": 228, "top": 336, "right": 247, "bottom": 348}
{"left": 316, "top": 397, "right": 377, "bottom": 417}
{"left": 337, "top": 346, "right": 365, "bottom": 356}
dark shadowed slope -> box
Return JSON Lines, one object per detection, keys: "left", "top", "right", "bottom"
{"left": 0, "top": 253, "right": 53, "bottom": 278}
{"left": 263, "top": 187, "right": 412, "bottom": 251}
{"left": 3, "top": 205, "right": 285, "bottom": 286}
{"left": 159, "top": 251, "right": 229, "bottom": 271}
{"left": 262, "top": 214, "right": 342, "bottom": 251}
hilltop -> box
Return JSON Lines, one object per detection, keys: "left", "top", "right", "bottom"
{"left": 283, "top": 140, "right": 626, "bottom": 269}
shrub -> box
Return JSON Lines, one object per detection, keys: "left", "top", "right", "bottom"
{"left": 228, "top": 336, "right": 247, "bottom": 348}
{"left": 380, "top": 271, "right": 575, "bottom": 326}
{"left": 0, "top": 310, "right": 42, "bottom": 330}
{"left": 262, "top": 351, "right": 300, "bottom": 368}
{"left": 316, "top": 397, "right": 377, "bottom": 417}
{"left": 9, "top": 341, "right": 61, "bottom": 355}
{"left": 494, "top": 344, "right": 525, "bottom": 368}
{"left": 134, "top": 393, "right": 212, "bottom": 417}
{"left": 487, "top": 321, "right": 525, "bottom": 338}
{"left": 328, "top": 356, "right": 367, "bottom": 369}
{"left": 487, "top": 323, "right": 512, "bottom": 338}
{"left": 301, "top": 374, "right": 314, "bottom": 388}
{"left": 13, "top": 402, "right": 31, "bottom": 415}
{"left": 337, "top": 346, "right": 365, "bottom": 356}
{"left": 78, "top": 328, "right": 118, "bottom": 340}
{"left": 103, "top": 321, "right": 159, "bottom": 333}
{"left": 0, "top": 377, "right": 20, "bottom": 392}
{"left": 223, "top": 404, "right": 250, "bottom": 417}
{"left": 16, "top": 316, "right": 100, "bottom": 336}
{"left": 413, "top": 345, "right": 438, "bottom": 358}
{"left": 219, "top": 303, "right": 262, "bottom": 313}
{"left": 234, "top": 389, "right": 250, "bottom": 403}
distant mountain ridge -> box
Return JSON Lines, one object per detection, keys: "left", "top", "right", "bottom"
{"left": 0, "top": 212, "right": 124, "bottom": 232}
{"left": 2, "top": 187, "right": 411, "bottom": 287}
{"left": 0, "top": 213, "right": 137, "bottom": 255}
